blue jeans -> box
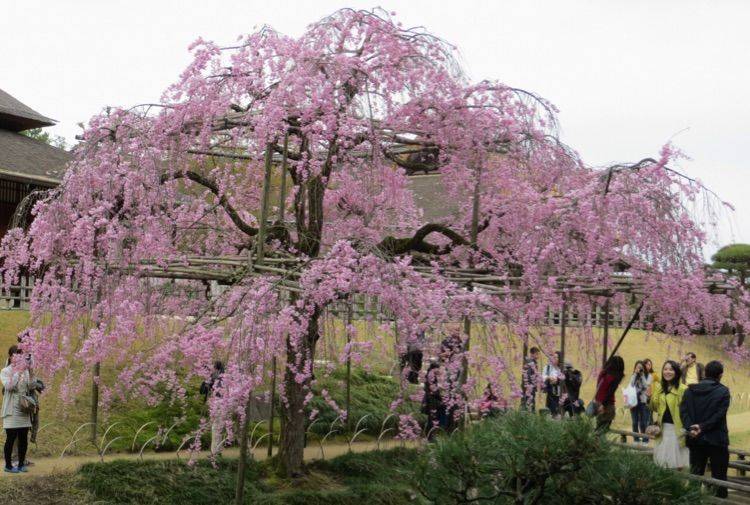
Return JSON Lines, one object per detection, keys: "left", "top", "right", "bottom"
{"left": 630, "top": 403, "right": 649, "bottom": 442}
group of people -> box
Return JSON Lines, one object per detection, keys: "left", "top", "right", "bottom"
{"left": 523, "top": 349, "right": 732, "bottom": 497}
{"left": 521, "top": 347, "right": 584, "bottom": 418}
{"left": 422, "top": 334, "right": 465, "bottom": 438}
{"left": 1, "top": 331, "right": 735, "bottom": 497}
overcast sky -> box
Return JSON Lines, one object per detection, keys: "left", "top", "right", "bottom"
{"left": 3, "top": 1, "right": 748, "bottom": 255}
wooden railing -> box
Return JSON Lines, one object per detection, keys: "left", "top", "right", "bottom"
{"left": 0, "top": 274, "right": 32, "bottom": 310}
{"left": 612, "top": 428, "right": 750, "bottom": 502}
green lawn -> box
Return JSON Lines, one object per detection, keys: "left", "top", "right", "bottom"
{"left": 3, "top": 310, "right": 750, "bottom": 456}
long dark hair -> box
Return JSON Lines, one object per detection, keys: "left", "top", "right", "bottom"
{"left": 604, "top": 355, "right": 625, "bottom": 379}
{"left": 6, "top": 345, "right": 21, "bottom": 366}
{"left": 642, "top": 358, "right": 654, "bottom": 377}
{"left": 661, "top": 360, "right": 682, "bottom": 393}
{"left": 632, "top": 360, "right": 645, "bottom": 374}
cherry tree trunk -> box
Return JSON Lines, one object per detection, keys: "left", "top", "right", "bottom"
{"left": 278, "top": 309, "right": 319, "bottom": 476}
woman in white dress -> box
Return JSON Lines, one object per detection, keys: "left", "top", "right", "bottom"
{"left": 1, "top": 345, "right": 32, "bottom": 474}
{"left": 648, "top": 360, "right": 689, "bottom": 469}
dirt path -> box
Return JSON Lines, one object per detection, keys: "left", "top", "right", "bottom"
{"left": 0, "top": 440, "right": 408, "bottom": 478}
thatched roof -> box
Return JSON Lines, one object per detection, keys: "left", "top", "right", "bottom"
{"left": 408, "top": 174, "right": 458, "bottom": 223}
{"left": 0, "top": 129, "right": 70, "bottom": 185}
{"left": 0, "top": 88, "right": 55, "bottom": 132}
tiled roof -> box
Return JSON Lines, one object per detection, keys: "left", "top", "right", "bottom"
{"left": 0, "top": 129, "right": 70, "bottom": 185}
{"left": 0, "top": 87, "right": 55, "bottom": 132}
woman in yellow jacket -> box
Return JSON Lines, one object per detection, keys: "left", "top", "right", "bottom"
{"left": 648, "top": 360, "right": 689, "bottom": 469}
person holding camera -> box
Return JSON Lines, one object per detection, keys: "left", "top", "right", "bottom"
{"left": 1, "top": 346, "right": 33, "bottom": 474}
{"left": 628, "top": 361, "right": 650, "bottom": 443}
{"left": 680, "top": 360, "right": 731, "bottom": 499}
{"left": 542, "top": 351, "right": 564, "bottom": 418}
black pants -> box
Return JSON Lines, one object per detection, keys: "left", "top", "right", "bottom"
{"left": 4, "top": 428, "right": 29, "bottom": 470}
{"left": 546, "top": 393, "right": 560, "bottom": 416}
{"left": 689, "top": 444, "right": 729, "bottom": 499}
{"left": 629, "top": 403, "right": 649, "bottom": 442}
{"left": 562, "top": 398, "right": 583, "bottom": 417}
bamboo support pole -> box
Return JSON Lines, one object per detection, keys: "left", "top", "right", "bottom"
{"left": 559, "top": 299, "right": 567, "bottom": 368}
{"left": 278, "top": 131, "right": 289, "bottom": 224}
{"left": 256, "top": 144, "right": 275, "bottom": 262}
{"left": 608, "top": 300, "right": 645, "bottom": 361}
{"left": 602, "top": 299, "right": 610, "bottom": 367}
{"left": 345, "top": 302, "right": 353, "bottom": 432}
{"left": 267, "top": 356, "right": 276, "bottom": 458}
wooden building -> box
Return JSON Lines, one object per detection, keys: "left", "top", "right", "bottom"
{"left": 0, "top": 87, "right": 70, "bottom": 237}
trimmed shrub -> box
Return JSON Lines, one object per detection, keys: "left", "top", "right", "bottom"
{"left": 553, "top": 446, "right": 702, "bottom": 504}
{"left": 414, "top": 411, "right": 704, "bottom": 504}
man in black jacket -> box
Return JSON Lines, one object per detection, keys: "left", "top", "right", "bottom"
{"left": 680, "top": 360, "right": 731, "bottom": 498}
{"left": 562, "top": 362, "right": 584, "bottom": 417}
{"left": 521, "top": 347, "right": 540, "bottom": 412}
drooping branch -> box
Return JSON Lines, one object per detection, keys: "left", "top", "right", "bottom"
{"left": 602, "top": 157, "right": 725, "bottom": 202}
{"left": 160, "top": 170, "right": 258, "bottom": 237}
{"left": 377, "top": 222, "right": 469, "bottom": 255}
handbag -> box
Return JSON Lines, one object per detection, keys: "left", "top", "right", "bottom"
{"left": 585, "top": 400, "right": 599, "bottom": 417}
{"left": 622, "top": 384, "right": 638, "bottom": 408}
{"left": 19, "top": 394, "right": 37, "bottom": 415}
{"left": 645, "top": 412, "right": 661, "bottom": 437}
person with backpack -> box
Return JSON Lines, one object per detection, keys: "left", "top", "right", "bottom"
{"left": 400, "top": 332, "right": 424, "bottom": 385}
{"left": 1, "top": 346, "right": 33, "bottom": 474}
{"left": 593, "top": 356, "right": 625, "bottom": 431}
{"left": 680, "top": 360, "right": 731, "bottom": 499}
{"left": 628, "top": 361, "right": 650, "bottom": 443}
{"left": 200, "top": 361, "right": 225, "bottom": 455}
{"left": 648, "top": 360, "right": 689, "bottom": 468}
{"left": 561, "top": 361, "right": 584, "bottom": 417}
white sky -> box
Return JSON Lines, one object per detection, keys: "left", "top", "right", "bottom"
{"left": 3, "top": 1, "right": 748, "bottom": 256}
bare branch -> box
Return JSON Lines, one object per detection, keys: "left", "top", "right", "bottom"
{"left": 160, "top": 170, "right": 258, "bottom": 237}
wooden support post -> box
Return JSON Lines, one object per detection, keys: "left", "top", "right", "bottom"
{"left": 239, "top": 143, "right": 273, "bottom": 500}
{"left": 602, "top": 299, "right": 610, "bottom": 367}
{"left": 266, "top": 132, "right": 289, "bottom": 458}
{"left": 520, "top": 331, "right": 530, "bottom": 409}
{"left": 459, "top": 162, "right": 481, "bottom": 389}
{"left": 234, "top": 397, "right": 254, "bottom": 505}
{"left": 278, "top": 131, "right": 289, "bottom": 224}
{"left": 740, "top": 454, "right": 746, "bottom": 477}
{"left": 90, "top": 362, "right": 100, "bottom": 445}
{"left": 267, "top": 356, "right": 276, "bottom": 457}
{"left": 256, "top": 143, "right": 274, "bottom": 262}
{"left": 345, "top": 302, "right": 353, "bottom": 432}
{"left": 559, "top": 299, "right": 567, "bottom": 368}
